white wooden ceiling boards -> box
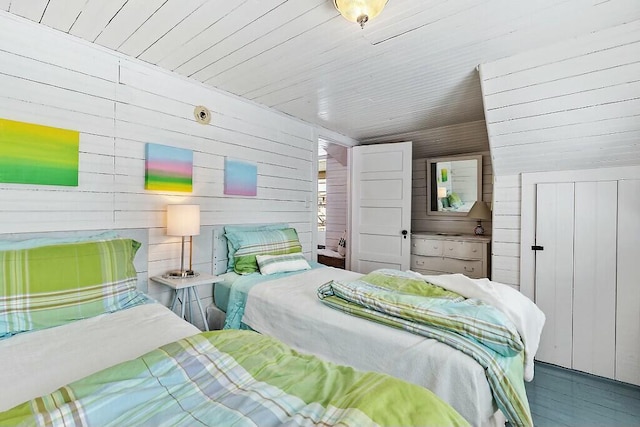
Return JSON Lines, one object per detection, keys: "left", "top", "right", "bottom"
{"left": 2, "top": 0, "right": 639, "bottom": 160}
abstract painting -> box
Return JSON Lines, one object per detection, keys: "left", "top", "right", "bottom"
{"left": 145, "top": 143, "right": 193, "bottom": 192}
{"left": 0, "top": 118, "right": 79, "bottom": 186}
{"left": 224, "top": 158, "right": 257, "bottom": 196}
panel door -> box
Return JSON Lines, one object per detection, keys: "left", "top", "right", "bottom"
{"left": 573, "top": 181, "right": 617, "bottom": 377}
{"left": 534, "top": 182, "right": 575, "bottom": 368}
{"left": 616, "top": 179, "right": 640, "bottom": 386}
{"left": 350, "top": 142, "right": 412, "bottom": 274}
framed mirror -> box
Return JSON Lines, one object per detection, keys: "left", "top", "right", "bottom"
{"left": 427, "top": 154, "right": 482, "bottom": 216}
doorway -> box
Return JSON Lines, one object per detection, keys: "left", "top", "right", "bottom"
{"left": 316, "top": 139, "right": 348, "bottom": 269}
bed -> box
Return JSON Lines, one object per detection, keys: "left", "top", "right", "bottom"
{"left": 0, "top": 232, "right": 469, "bottom": 426}
{"left": 212, "top": 224, "right": 546, "bottom": 427}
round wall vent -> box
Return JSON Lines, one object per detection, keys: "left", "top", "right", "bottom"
{"left": 194, "top": 105, "right": 211, "bottom": 124}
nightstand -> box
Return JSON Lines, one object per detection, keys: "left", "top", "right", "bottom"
{"left": 151, "top": 272, "right": 223, "bottom": 331}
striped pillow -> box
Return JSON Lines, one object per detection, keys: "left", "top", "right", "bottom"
{"left": 0, "top": 238, "right": 148, "bottom": 339}
{"left": 227, "top": 228, "right": 303, "bottom": 274}
{"left": 224, "top": 224, "right": 288, "bottom": 272}
{"left": 257, "top": 253, "right": 311, "bottom": 275}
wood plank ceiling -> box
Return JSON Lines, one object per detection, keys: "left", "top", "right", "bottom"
{"left": 1, "top": 0, "right": 637, "bottom": 158}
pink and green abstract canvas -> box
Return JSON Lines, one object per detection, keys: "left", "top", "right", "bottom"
{"left": 0, "top": 118, "right": 79, "bottom": 186}
{"left": 145, "top": 143, "right": 193, "bottom": 192}
{"left": 224, "top": 158, "right": 257, "bottom": 196}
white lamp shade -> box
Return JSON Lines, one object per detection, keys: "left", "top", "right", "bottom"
{"left": 467, "top": 201, "right": 492, "bottom": 220}
{"left": 437, "top": 187, "right": 447, "bottom": 198}
{"left": 166, "top": 204, "right": 200, "bottom": 237}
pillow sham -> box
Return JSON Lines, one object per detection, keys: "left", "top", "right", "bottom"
{"left": 0, "top": 230, "right": 120, "bottom": 251}
{"left": 0, "top": 238, "right": 148, "bottom": 339}
{"left": 256, "top": 253, "right": 311, "bottom": 275}
{"left": 224, "top": 223, "right": 288, "bottom": 272}
{"left": 227, "top": 228, "right": 302, "bottom": 274}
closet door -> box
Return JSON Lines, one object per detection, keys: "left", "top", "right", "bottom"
{"left": 616, "top": 179, "right": 640, "bottom": 385}
{"left": 534, "top": 183, "right": 575, "bottom": 368}
{"left": 572, "top": 181, "right": 617, "bottom": 378}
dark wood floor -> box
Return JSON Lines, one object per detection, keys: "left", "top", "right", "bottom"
{"left": 525, "top": 362, "right": 640, "bottom": 427}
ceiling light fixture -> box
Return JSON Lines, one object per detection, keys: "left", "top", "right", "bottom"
{"left": 333, "top": 0, "right": 388, "bottom": 29}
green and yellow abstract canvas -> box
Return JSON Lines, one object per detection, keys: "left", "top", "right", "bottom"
{"left": 0, "top": 118, "right": 79, "bottom": 186}
{"left": 145, "top": 143, "right": 193, "bottom": 192}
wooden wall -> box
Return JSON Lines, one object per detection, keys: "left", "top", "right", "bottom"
{"left": 480, "top": 20, "right": 640, "bottom": 289}
{"left": 0, "top": 13, "right": 317, "bottom": 322}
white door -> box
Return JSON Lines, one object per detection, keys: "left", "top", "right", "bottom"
{"left": 534, "top": 182, "right": 575, "bottom": 368}
{"left": 573, "top": 181, "right": 617, "bottom": 378}
{"left": 349, "top": 142, "right": 412, "bottom": 274}
{"left": 616, "top": 179, "right": 640, "bottom": 385}
{"left": 535, "top": 181, "right": 618, "bottom": 375}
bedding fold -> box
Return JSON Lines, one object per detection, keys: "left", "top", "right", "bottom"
{"left": 0, "top": 330, "right": 469, "bottom": 427}
{"left": 317, "top": 269, "right": 533, "bottom": 427}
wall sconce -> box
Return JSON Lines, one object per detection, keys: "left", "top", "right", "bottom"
{"left": 333, "top": 0, "right": 389, "bottom": 29}
{"left": 166, "top": 204, "right": 201, "bottom": 277}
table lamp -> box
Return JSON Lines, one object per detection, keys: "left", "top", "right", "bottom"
{"left": 166, "top": 204, "right": 200, "bottom": 278}
{"left": 467, "top": 201, "right": 491, "bottom": 235}
{"left": 437, "top": 187, "right": 448, "bottom": 209}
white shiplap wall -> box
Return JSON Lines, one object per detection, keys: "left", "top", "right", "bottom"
{"left": 0, "top": 12, "right": 317, "bottom": 327}
{"left": 479, "top": 19, "right": 640, "bottom": 288}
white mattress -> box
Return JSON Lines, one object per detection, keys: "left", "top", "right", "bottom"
{"left": 243, "top": 267, "right": 505, "bottom": 427}
{"left": 0, "top": 303, "right": 199, "bottom": 412}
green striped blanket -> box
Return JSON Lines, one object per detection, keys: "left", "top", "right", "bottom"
{"left": 317, "top": 269, "right": 532, "bottom": 427}
{"left": 0, "top": 330, "right": 469, "bottom": 427}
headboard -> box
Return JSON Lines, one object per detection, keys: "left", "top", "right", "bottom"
{"left": 212, "top": 224, "right": 288, "bottom": 275}
{"left": 0, "top": 228, "right": 150, "bottom": 292}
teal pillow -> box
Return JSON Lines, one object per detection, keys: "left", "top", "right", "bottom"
{"left": 226, "top": 228, "right": 302, "bottom": 274}
{"left": 224, "top": 224, "right": 287, "bottom": 272}
{"left": 0, "top": 238, "right": 148, "bottom": 339}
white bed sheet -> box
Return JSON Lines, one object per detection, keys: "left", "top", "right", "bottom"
{"left": 0, "top": 303, "right": 199, "bottom": 412}
{"left": 242, "top": 267, "right": 505, "bottom": 427}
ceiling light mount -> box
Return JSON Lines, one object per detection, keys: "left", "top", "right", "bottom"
{"left": 333, "top": 0, "right": 388, "bottom": 29}
{"left": 193, "top": 105, "right": 211, "bottom": 125}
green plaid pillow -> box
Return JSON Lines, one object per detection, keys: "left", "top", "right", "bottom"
{"left": 226, "top": 228, "right": 303, "bottom": 274}
{"left": 0, "top": 238, "right": 148, "bottom": 339}
{"left": 224, "top": 224, "right": 288, "bottom": 272}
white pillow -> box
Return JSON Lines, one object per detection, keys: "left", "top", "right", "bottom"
{"left": 256, "top": 253, "right": 311, "bottom": 275}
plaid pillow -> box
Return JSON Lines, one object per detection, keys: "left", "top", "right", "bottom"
{"left": 0, "top": 238, "right": 148, "bottom": 339}
{"left": 226, "top": 228, "right": 302, "bottom": 274}
{"left": 256, "top": 253, "right": 311, "bottom": 275}
{"left": 224, "top": 224, "right": 288, "bottom": 272}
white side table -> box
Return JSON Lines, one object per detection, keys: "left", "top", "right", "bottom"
{"left": 151, "top": 273, "right": 223, "bottom": 331}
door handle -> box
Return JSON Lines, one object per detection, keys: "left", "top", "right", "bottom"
{"left": 401, "top": 230, "right": 408, "bottom": 239}
{"left": 531, "top": 245, "right": 544, "bottom": 251}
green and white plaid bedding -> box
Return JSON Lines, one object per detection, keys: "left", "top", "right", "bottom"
{"left": 317, "top": 269, "right": 533, "bottom": 427}
{"left": 0, "top": 330, "right": 469, "bottom": 427}
{"left": 0, "top": 238, "right": 149, "bottom": 339}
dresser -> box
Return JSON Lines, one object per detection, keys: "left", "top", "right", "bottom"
{"left": 410, "top": 233, "right": 491, "bottom": 279}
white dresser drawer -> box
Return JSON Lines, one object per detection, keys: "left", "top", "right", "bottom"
{"left": 411, "top": 255, "right": 447, "bottom": 273}
{"left": 443, "top": 241, "right": 483, "bottom": 260}
{"left": 411, "top": 233, "right": 490, "bottom": 279}
{"left": 412, "top": 238, "right": 443, "bottom": 256}
{"left": 442, "top": 258, "right": 484, "bottom": 278}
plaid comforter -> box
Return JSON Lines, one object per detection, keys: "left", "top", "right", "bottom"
{"left": 317, "top": 269, "right": 533, "bottom": 427}
{"left": 0, "top": 329, "right": 468, "bottom": 427}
